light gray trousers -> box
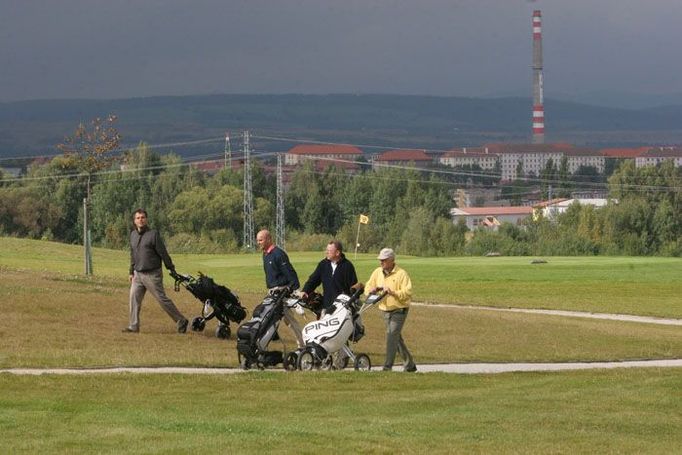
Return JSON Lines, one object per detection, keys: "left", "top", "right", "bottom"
{"left": 382, "top": 309, "right": 416, "bottom": 370}
{"left": 129, "top": 269, "right": 186, "bottom": 330}
{"left": 283, "top": 308, "right": 304, "bottom": 348}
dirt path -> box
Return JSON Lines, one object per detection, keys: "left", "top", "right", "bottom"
{"left": 413, "top": 302, "right": 682, "bottom": 326}
{"left": 3, "top": 304, "right": 680, "bottom": 376}
{"left": 2, "top": 359, "right": 682, "bottom": 376}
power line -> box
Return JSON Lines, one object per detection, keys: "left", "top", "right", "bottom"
{"left": 242, "top": 131, "right": 255, "bottom": 251}
{"left": 276, "top": 153, "right": 285, "bottom": 248}
{"left": 3, "top": 132, "right": 682, "bottom": 193}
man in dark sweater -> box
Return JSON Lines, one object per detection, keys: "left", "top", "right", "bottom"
{"left": 256, "top": 229, "right": 303, "bottom": 346}
{"left": 123, "top": 208, "right": 188, "bottom": 333}
{"left": 302, "top": 240, "right": 358, "bottom": 316}
{"left": 256, "top": 229, "right": 300, "bottom": 291}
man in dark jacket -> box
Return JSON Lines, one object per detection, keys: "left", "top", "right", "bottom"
{"left": 256, "top": 229, "right": 300, "bottom": 290}
{"left": 123, "top": 208, "right": 188, "bottom": 333}
{"left": 256, "top": 229, "right": 303, "bottom": 347}
{"left": 302, "top": 240, "right": 358, "bottom": 316}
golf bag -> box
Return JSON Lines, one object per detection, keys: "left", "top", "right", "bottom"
{"left": 289, "top": 286, "right": 386, "bottom": 371}
{"left": 236, "top": 287, "right": 300, "bottom": 369}
{"left": 171, "top": 271, "right": 247, "bottom": 339}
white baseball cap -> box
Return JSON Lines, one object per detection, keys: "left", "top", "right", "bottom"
{"left": 377, "top": 248, "right": 395, "bottom": 260}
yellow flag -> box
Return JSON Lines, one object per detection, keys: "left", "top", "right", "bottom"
{"left": 359, "top": 214, "right": 369, "bottom": 225}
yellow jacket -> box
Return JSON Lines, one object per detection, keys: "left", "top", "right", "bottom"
{"left": 365, "top": 265, "right": 412, "bottom": 312}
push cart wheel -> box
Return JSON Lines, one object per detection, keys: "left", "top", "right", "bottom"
{"left": 297, "top": 350, "right": 316, "bottom": 371}
{"left": 215, "top": 324, "right": 231, "bottom": 339}
{"left": 354, "top": 353, "right": 371, "bottom": 371}
{"left": 283, "top": 352, "right": 298, "bottom": 371}
{"left": 320, "top": 356, "right": 333, "bottom": 371}
{"left": 191, "top": 317, "right": 206, "bottom": 332}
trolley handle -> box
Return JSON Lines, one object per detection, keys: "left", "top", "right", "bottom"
{"left": 169, "top": 270, "right": 192, "bottom": 292}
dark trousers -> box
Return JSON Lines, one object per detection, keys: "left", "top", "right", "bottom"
{"left": 382, "top": 308, "right": 415, "bottom": 370}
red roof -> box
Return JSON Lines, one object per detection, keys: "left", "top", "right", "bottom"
{"left": 192, "top": 161, "right": 224, "bottom": 172}
{"left": 639, "top": 147, "right": 682, "bottom": 158}
{"left": 313, "top": 160, "right": 360, "bottom": 172}
{"left": 288, "top": 144, "right": 363, "bottom": 156}
{"left": 375, "top": 149, "right": 431, "bottom": 162}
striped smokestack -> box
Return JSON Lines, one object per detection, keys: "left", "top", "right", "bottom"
{"left": 532, "top": 9, "right": 545, "bottom": 144}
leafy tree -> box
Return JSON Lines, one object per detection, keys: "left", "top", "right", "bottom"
{"left": 572, "top": 165, "right": 603, "bottom": 185}
{"left": 285, "top": 162, "right": 316, "bottom": 231}
{"left": 557, "top": 156, "right": 571, "bottom": 197}
{"left": 57, "top": 115, "right": 121, "bottom": 200}
{"left": 340, "top": 173, "right": 372, "bottom": 226}
{"left": 399, "top": 206, "right": 434, "bottom": 255}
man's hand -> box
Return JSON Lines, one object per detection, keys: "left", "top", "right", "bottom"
{"left": 129, "top": 274, "right": 134, "bottom": 283}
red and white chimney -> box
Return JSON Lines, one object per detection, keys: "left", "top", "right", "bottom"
{"left": 532, "top": 10, "right": 545, "bottom": 144}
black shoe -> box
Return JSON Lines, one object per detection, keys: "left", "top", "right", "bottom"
{"left": 122, "top": 327, "right": 139, "bottom": 333}
{"left": 177, "top": 319, "right": 188, "bottom": 333}
{"left": 382, "top": 366, "right": 392, "bottom": 371}
{"left": 405, "top": 365, "right": 417, "bottom": 373}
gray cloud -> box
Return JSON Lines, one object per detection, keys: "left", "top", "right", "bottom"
{"left": 1, "top": 0, "right": 681, "bottom": 101}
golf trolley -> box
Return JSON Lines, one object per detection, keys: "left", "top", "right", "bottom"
{"left": 170, "top": 271, "right": 247, "bottom": 339}
{"left": 235, "top": 286, "right": 306, "bottom": 370}
{"left": 284, "top": 286, "right": 387, "bottom": 371}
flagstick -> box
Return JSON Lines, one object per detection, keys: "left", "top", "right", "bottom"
{"left": 354, "top": 219, "right": 362, "bottom": 260}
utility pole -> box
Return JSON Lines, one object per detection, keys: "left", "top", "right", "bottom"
{"left": 242, "top": 130, "right": 255, "bottom": 251}
{"left": 276, "top": 153, "right": 285, "bottom": 248}
{"left": 83, "top": 197, "right": 92, "bottom": 275}
{"left": 224, "top": 131, "right": 232, "bottom": 170}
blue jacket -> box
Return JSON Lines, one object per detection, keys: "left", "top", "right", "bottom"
{"left": 262, "top": 246, "right": 300, "bottom": 290}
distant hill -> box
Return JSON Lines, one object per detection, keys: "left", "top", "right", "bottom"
{"left": 1, "top": 94, "right": 681, "bottom": 160}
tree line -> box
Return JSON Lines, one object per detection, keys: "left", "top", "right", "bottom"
{"left": 2, "top": 141, "right": 682, "bottom": 257}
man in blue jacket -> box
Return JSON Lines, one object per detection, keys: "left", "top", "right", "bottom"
{"left": 256, "top": 229, "right": 300, "bottom": 291}
{"left": 256, "top": 229, "right": 302, "bottom": 347}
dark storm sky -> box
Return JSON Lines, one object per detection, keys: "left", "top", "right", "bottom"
{"left": 2, "top": 0, "right": 681, "bottom": 102}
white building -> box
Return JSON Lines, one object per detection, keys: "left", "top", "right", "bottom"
{"left": 285, "top": 144, "right": 363, "bottom": 166}
{"left": 539, "top": 198, "right": 611, "bottom": 220}
{"left": 450, "top": 206, "right": 534, "bottom": 230}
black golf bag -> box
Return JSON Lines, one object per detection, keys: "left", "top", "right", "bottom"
{"left": 236, "top": 287, "right": 295, "bottom": 369}
{"left": 171, "top": 271, "right": 247, "bottom": 339}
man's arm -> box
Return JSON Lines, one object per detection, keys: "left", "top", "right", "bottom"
{"left": 302, "top": 261, "right": 323, "bottom": 294}
{"left": 277, "top": 250, "right": 300, "bottom": 289}
{"left": 391, "top": 269, "right": 412, "bottom": 302}
{"left": 346, "top": 262, "right": 358, "bottom": 290}
{"left": 365, "top": 268, "right": 381, "bottom": 295}
{"left": 154, "top": 230, "right": 175, "bottom": 272}
{"left": 129, "top": 232, "right": 135, "bottom": 277}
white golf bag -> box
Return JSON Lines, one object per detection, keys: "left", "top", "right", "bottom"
{"left": 285, "top": 287, "right": 386, "bottom": 371}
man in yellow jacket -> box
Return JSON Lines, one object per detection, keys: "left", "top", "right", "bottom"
{"left": 366, "top": 248, "right": 417, "bottom": 372}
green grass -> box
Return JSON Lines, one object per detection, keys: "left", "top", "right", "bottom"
{"left": 3, "top": 237, "right": 682, "bottom": 317}
{"left": 2, "top": 266, "right": 682, "bottom": 368}
{"left": 1, "top": 369, "right": 680, "bottom": 454}
{"left": 2, "top": 237, "right": 681, "bottom": 453}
